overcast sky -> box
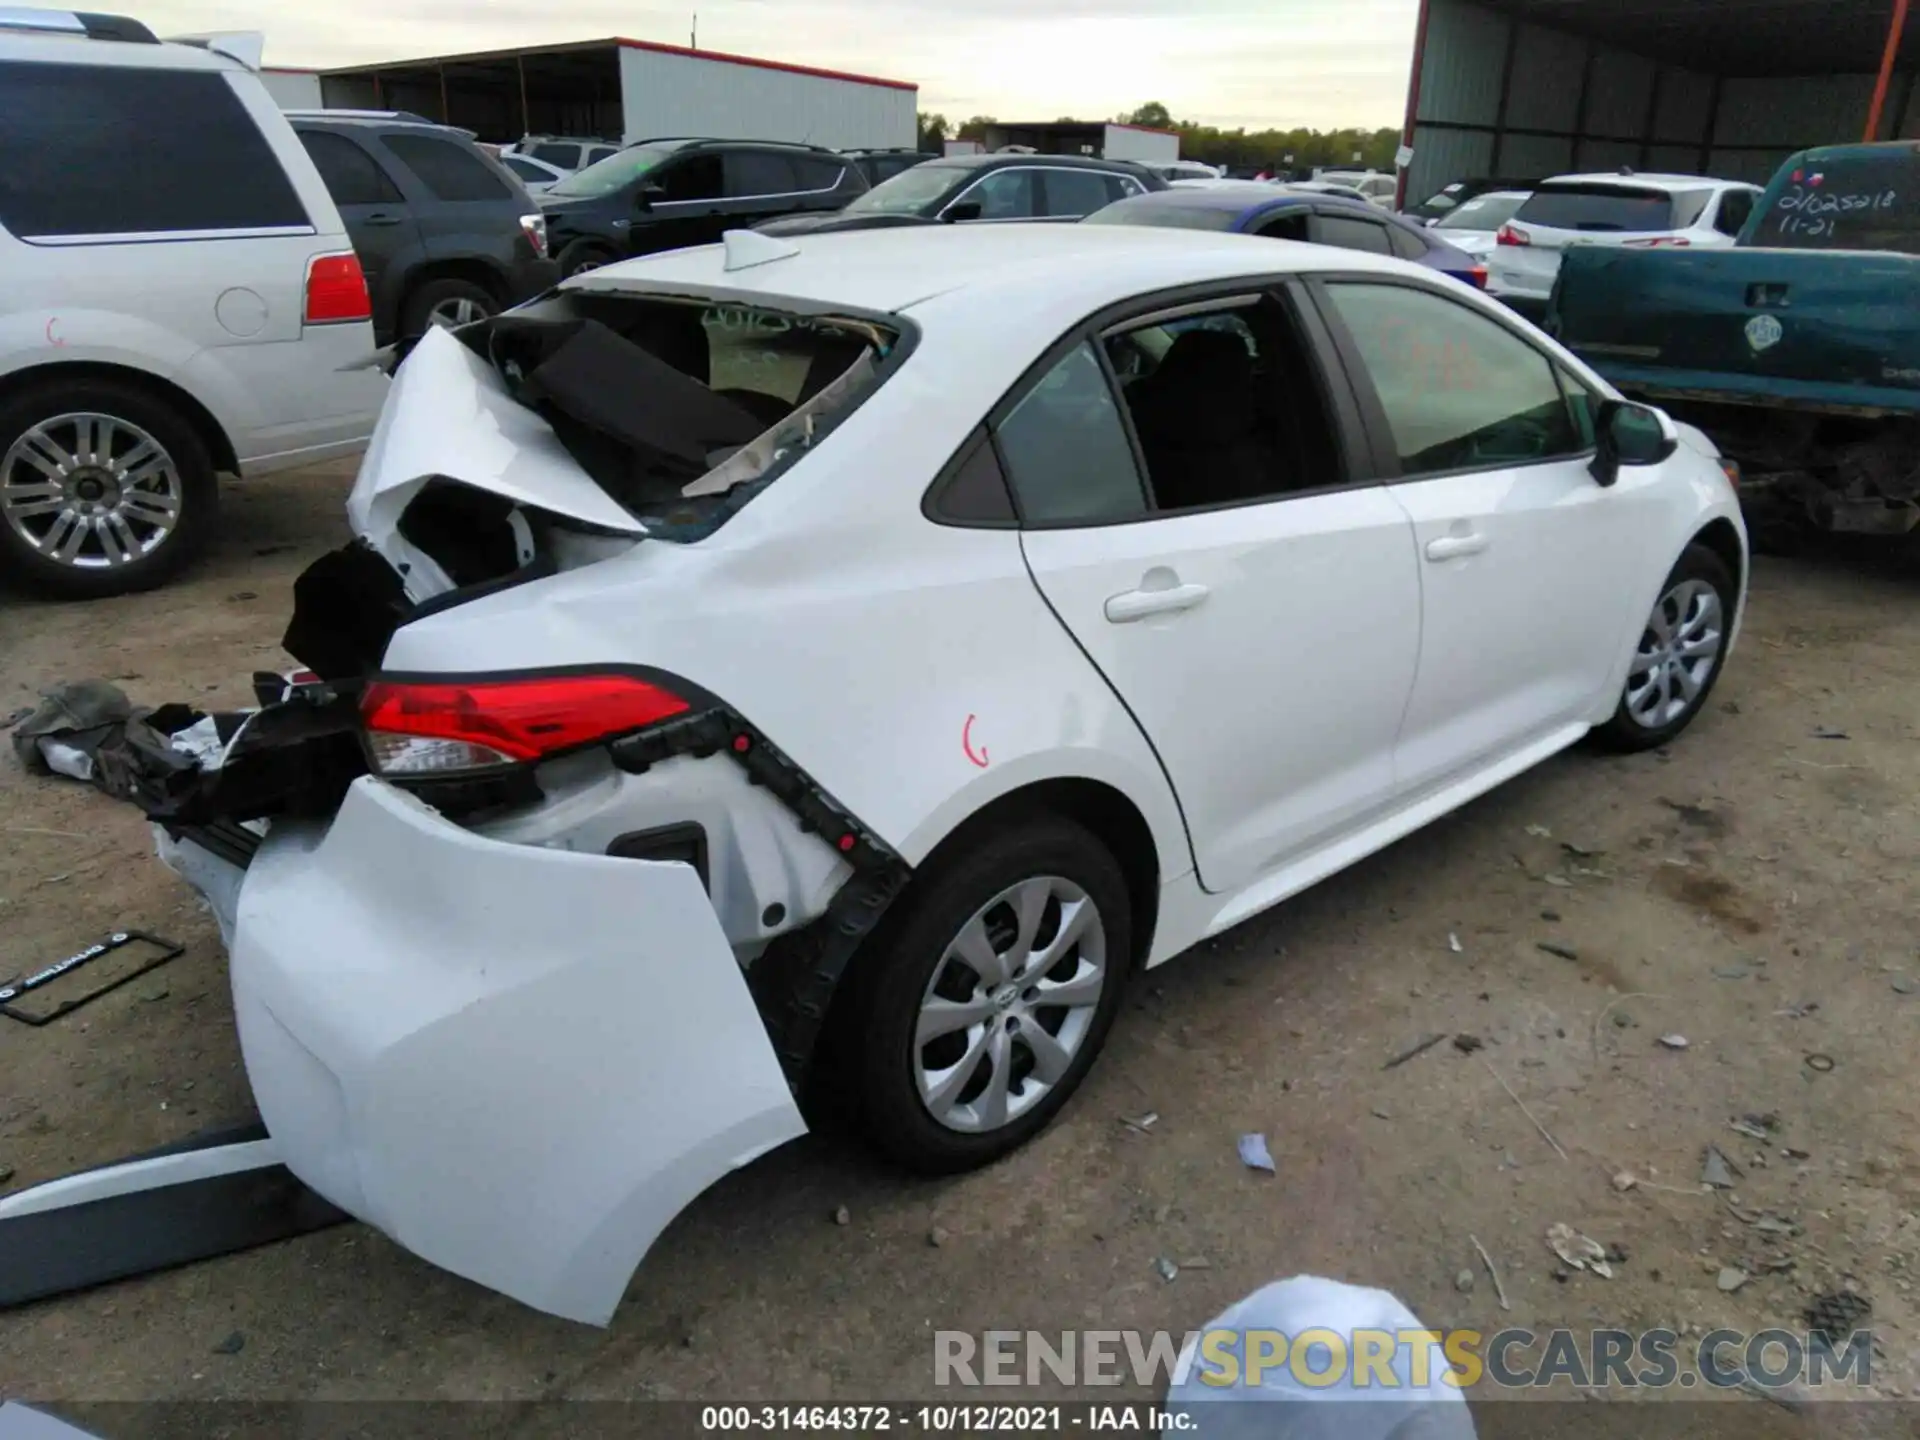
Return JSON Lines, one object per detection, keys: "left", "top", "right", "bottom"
{"left": 131, "top": 0, "right": 1417, "bottom": 129}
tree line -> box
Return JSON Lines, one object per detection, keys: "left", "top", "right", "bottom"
{"left": 917, "top": 103, "right": 1401, "bottom": 174}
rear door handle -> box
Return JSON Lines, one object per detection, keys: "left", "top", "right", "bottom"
{"left": 1104, "top": 582, "right": 1210, "bottom": 623}
{"left": 1425, "top": 533, "right": 1489, "bottom": 562}
{"left": 362, "top": 213, "right": 403, "bottom": 227}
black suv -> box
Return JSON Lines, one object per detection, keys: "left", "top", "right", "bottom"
{"left": 289, "top": 113, "right": 559, "bottom": 346}
{"left": 537, "top": 138, "right": 869, "bottom": 277}
{"left": 755, "top": 152, "right": 1168, "bottom": 237}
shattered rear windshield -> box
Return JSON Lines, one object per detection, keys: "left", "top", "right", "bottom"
{"left": 469, "top": 292, "right": 903, "bottom": 542}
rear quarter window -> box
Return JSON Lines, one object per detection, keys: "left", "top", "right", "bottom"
{"left": 0, "top": 60, "right": 307, "bottom": 239}
{"left": 1514, "top": 185, "right": 1676, "bottom": 232}
{"left": 382, "top": 133, "right": 513, "bottom": 202}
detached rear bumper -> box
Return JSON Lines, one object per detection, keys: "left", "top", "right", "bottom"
{"left": 189, "top": 775, "right": 805, "bottom": 1325}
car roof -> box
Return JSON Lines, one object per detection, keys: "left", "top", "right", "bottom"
{"left": 1112, "top": 185, "right": 1403, "bottom": 224}
{"left": 290, "top": 113, "right": 472, "bottom": 137}
{"left": 567, "top": 220, "right": 1414, "bottom": 322}
{"left": 929, "top": 152, "right": 1149, "bottom": 172}
{"left": 1539, "top": 172, "right": 1738, "bottom": 191}
{"left": 0, "top": 25, "right": 244, "bottom": 72}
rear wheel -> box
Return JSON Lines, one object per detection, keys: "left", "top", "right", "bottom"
{"left": 400, "top": 278, "right": 499, "bottom": 340}
{"left": 557, "top": 240, "right": 617, "bottom": 279}
{"left": 0, "top": 379, "right": 216, "bottom": 599}
{"left": 1591, "top": 542, "right": 1735, "bottom": 752}
{"left": 850, "top": 814, "right": 1131, "bottom": 1174}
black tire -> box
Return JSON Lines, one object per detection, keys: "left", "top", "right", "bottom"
{"left": 399, "top": 277, "right": 499, "bottom": 340}
{"left": 0, "top": 377, "right": 217, "bottom": 600}
{"left": 848, "top": 813, "right": 1132, "bottom": 1175}
{"left": 1590, "top": 541, "right": 1737, "bottom": 752}
{"left": 556, "top": 240, "right": 617, "bottom": 279}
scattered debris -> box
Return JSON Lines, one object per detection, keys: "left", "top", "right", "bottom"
{"left": 1774, "top": 1002, "right": 1819, "bottom": 1019}
{"left": 1718, "top": 1267, "right": 1749, "bottom": 1292}
{"left": 1752, "top": 1216, "right": 1800, "bottom": 1239}
{"left": 1469, "top": 1234, "right": 1510, "bottom": 1310}
{"left": 1729, "top": 1117, "right": 1772, "bottom": 1140}
{"left": 1542, "top": 875, "right": 1574, "bottom": 888}
{"left": 1713, "top": 964, "right": 1751, "bottom": 980}
{"left": 1612, "top": 1171, "right": 1637, "bottom": 1192}
{"left": 1540, "top": 910, "right": 1562, "bottom": 923}
{"left": 211, "top": 1331, "right": 245, "bottom": 1355}
{"left": 1804, "top": 1290, "right": 1872, "bottom": 1341}
{"left": 1895, "top": 977, "right": 1918, "bottom": 996}
{"left": 1560, "top": 841, "right": 1602, "bottom": 859}
{"left": 0, "top": 932, "right": 185, "bottom": 1027}
{"left": 227, "top": 591, "right": 258, "bottom": 603}
{"left": 1804, "top": 1053, "right": 1836, "bottom": 1074}
{"left": 1238, "top": 1133, "right": 1276, "bottom": 1174}
{"left": 1526, "top": 824, "right": 1552, "bottom": 838}
{"left": 1782, "top": 1147, "right": 1811, "bottom": 1161}
{"left": 1481, "top": 1056, "right": 1568, "bottom": 1160}
{"left": 832, "top": 1205, "right": 850, "bottom": 1227}
{"left": 1658, "top": 1034, "right": 1690, "bottom": 1050}
{"left": 1612, "top": 1011, "right": 1634, "bottom": 1029}
{"left": 1447, "top": 933, "right": 1463, "bottom": 953}
{"left": 1371, "top": 1107, "right": 1393, "bottom": 1120}
{"left": 1177, "top": 1257, "right": 1212, "bottom": 1271}
{"left": 1702, "top": 1146, "right": 1742, "bottom": 1189}
{"left": 1454, "top": 1268, "right": 1474, "bottom": 1293}
{"left": 253, "top": 543, "right": 295, "bottom": 558}
{"left": 928, "top": 1226, "right": 948, "bottom": 1249}
{"left": 0, "top": 1164, "right": 13, "bottom": 1187}
{"left": 1154, "top": 1257, "right": 1179, "bottom": 1283}
{"left": 1383, "top": 1033, "right": 1447, "bottom": 1070}
{"left": 1120, "top": 1112, "right": 1160, "bottom": 1135}
{"left": 1812, "top": 728, "right": 1850, "bottom": 740}
{"left": 1547, "top": 1223, "right": 1613, "bottom": 1278}
{"left": 2, "top": 706, "right": 32, "bottom": 729}
{"left": 1451, "top": 1034, "right": 1484, "bottom": 1055}
{"left": 1537, "top": 942, "right": 1579, "bottom": 961}
{"left": 1722, "top": 700, "right": 1742, "bottom": 715}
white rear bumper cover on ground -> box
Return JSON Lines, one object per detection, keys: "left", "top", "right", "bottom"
{"left": 188, "top": 776, "right": 806, "bottom": 1325}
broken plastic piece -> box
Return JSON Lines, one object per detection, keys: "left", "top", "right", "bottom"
{"left": 1546, "top": 1222, "right": 1613, "bottom": 1278}
{"left": 1238, "top": 1133, "right": 1276, "bottom": 1174}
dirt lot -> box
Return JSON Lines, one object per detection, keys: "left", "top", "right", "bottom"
{"left": 2, "top": 463, "right": 1918, "bottom": 1427}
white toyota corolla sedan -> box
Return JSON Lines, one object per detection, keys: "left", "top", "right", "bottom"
{"left": 110, "top": 223, "right": 1748, "bottom": 1324}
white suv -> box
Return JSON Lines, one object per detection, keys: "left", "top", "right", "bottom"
{"left": 1487, "top": 171, "right": 1763, "bottom": 311}
{"left": 0, "top": 9, "right": 388, "bottom": 598}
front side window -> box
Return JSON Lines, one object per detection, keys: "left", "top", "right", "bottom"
{"left": 299, "top": 130, "right": 403, "bottom": 207}
{"left": 382, "top": 134, "right": 511, "bottom": 203}
{"left": 548, "top": 145, "right": 676, "bottom": 199}
{"left": 1322, "top": 282, "right": 1586, "bottom": 476}
{"left": 1312, "top": 213, "right": 1392, "bottom": 254}
{"left": 844, "top": 163, "right": 967, "bottom": 215}
{"left": 963, "top": 169, "right": 1039, "bottom": 220}
{"left": 656, "top": 154, "right": 724, "bottom": 202}
{"left": 1043, "top": 169, "right": 1116, "bottom": 218}
{"left": 0, "top": 61, "right": 305, "bottom": 239}
{"left": 588, "top": 146, "right": 619, "bottom": 165}
{"left": 530, "top": 143, "right": 581, "bottom": 169}
{"left": 993, "top": 343, "right": 1147, "bottom": 524}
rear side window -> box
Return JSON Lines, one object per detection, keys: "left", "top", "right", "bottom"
{"left": 0, "top": 61, "right": 306, "bottom": 239}
{"left": 994, "top": 343, "right": 1147, "bottom": 524}
{"left": 1514, "top": 184, "right": 1676, "bottom": 232}
{"left": 588, "top": 146, "right": 619, "bottom": 165}
{"left": 726, "top": 151, "right": 798, "bottom": 197}
{"left": 1714, "top": 189, "right": 1755, "bottom": 236}
{"left": 383, "top": 134, "right": 511, "bottom": 202}
{"left": 1387, "top": 224, "right": 1427, "bottom": 261}
{"left": 1313, "top": 214, "right": 1393, "bottom": 254}
{"left": 299, "top": 131, "right": 404, "bottom": 207}
{"left": 793, "top": 156, "right": 848, "bottom": 190}
{"left": 1083, "top": 198, "right": 1238, "bottom": 232}
{"left": 530, "top": 143, "right": 581, "bottom": 168}
{"left": 503, "top": 156, "right": 550, "bottom": 183}
{"left": 1042, "top": 170, "right": 1115, "bottom": 218}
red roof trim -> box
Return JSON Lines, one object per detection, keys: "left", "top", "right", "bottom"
{"left": 613, "top": 37, "right": 916, "bottom": 92}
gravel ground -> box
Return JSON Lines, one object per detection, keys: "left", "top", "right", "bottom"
{"left": 1, "top": 464, "right": 1917, "bottom": 1435}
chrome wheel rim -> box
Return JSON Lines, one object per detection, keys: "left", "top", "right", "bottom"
{"left": 914, "top": 875, "right": 1108, "bottom": 1134}
{"left": 1626, "top": 577, "right": 1724, "bottom": 728}
{"left": 427, "top": 296, "right": 492, "bottom": 330}
{"left": 568, "top": 256, "right": 605, "bottom": 277}
{"left": 1, "top": 413, "right": 181, "bottom": 570}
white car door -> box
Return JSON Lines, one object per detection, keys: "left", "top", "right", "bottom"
{"left": 1004, "top": 288, "right": 1422, "bottom": 896}
{"left": 1311, "top": 278, "right": 1661, "bottom": 795}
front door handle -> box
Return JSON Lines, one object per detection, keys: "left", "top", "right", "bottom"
{"left": 363, "top": 213, "right": 403, "bottom": 227}
{"left": 1425, "top": 533, "right": 1489, "bottom": 562}
{"left": 1104, "top": 581, "right": 1210, "bottom": 623}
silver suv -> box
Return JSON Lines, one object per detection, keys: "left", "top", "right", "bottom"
{"left": 0, "top": 9, "right": 388, "bottom": 598}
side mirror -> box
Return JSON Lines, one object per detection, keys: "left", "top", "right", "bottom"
{"left": 942, "top": 201, "right": 982, "bottom": 224}
{"left": 635, "top": 183, "right": 664, "bottom": 212}
{"left": 1590, "top": 398, "right": 1678, "bottom": 487}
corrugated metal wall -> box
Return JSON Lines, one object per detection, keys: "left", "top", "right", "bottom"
{"left": 1407, "top": 0, "right": 1918, "bottom": 203}
{"left": 261, "top": 70, "right": 323, "bottom": 109}
{"left": 617, "top": 47, "right": 915, "bottom": 150}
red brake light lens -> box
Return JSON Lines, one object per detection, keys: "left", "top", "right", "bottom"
{"left": 360, "top": 672, "right": 691, "bottom": 775}
{"left": 1467, "top": 264, "right": 1488, "bottom": 288}
{"left": 1496, "top": 224, "right": 1530, "bottom": 247}
{"left": 305, "top": 252, "right": 372, "bottom": 325}
{"left": 519, "top": 212, "right": 549, "bottom": 259}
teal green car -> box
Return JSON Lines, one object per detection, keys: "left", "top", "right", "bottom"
{"left": 1549, "top": 142, "right": 1920, "bottom": 539}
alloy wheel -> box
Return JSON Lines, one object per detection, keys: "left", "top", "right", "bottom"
{"left": 0, "top": 413, "right": 181, "bottom": 570}
{"left": 427, "top": 296, "right": 492, "bottom": 329}
{"left": 1625, "top": 577, "right": 1724, "bottom": 729}
{"left": 914, "top": 876, "right": 1109, "bottom": 1134}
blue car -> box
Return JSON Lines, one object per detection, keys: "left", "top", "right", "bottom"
{"left": 1082, "top": 182, "right": 1486, "bottom": 289}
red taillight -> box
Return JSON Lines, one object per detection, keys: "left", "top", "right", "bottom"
{"left": 304, "top": 252, "right": 371, "bottom": 325}
{"left": 359, "top": 671, "right": 691, "bottom": 776}
{"left": 1467, "top": 264, "right": 1488, "bottom": 289}
{"left": 1496, "top": 224, "right": 1530, "bottom": 247}
{"left": 519, "top": 212, "right": 549, "bottom": 259}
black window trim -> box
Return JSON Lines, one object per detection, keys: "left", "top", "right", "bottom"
{"left": 924, "top": 273, "right": 1383, "bottom": 532}
{"left": 923, "top": 426, "right": 1021, "bottom": 528}
{"left": 1301, "top": 270, "right": 1602, "bottom": 486}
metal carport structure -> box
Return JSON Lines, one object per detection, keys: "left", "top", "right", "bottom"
{"left": 1400, "top": 0, "right": 1917, "bottom": 204}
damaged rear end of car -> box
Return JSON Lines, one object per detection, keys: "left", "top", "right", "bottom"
{"left": 127, "top": 277, "right": 918, "bottom": 1325}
